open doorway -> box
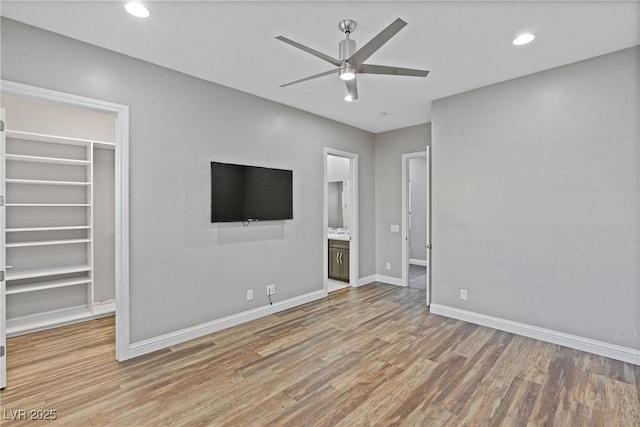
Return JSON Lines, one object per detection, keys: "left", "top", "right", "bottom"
{"left": 401, "top": 149, "right": 431, "bottom": 305}
{"left": 0, "top": 81, "right": 129, "bottom": 389}
{"left": 323, "top": 149, "right": 358, "bottom": 294}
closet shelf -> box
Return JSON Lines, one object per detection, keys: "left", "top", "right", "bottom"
{"left": 6, "top": 129, "right": 114, "bottom": 148}
{"left": 6, "top": 277, "right": 91, "bottom": 295}
{"left": 6, "top": 203, "right": 90, "bottom": 207}
{"left": 6, "top": 225, "right": 91, "bottom": 232}
{"left": 6, "top": 265, "right": 91, "bottom": 281}
{"left": 6, "top": 178, "right": 90, "bottom": 186}
{"left": 5, "top": 153, "right": 90, "bottom": 166}
{"left": 6, "top": 238, "right": 91, "bottom": 248}
{"left": 4, "top": 106, "right": 116, "bottom": 337}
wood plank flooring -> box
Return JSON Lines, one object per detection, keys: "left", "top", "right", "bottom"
{"left": 408, "top": 264, "right": 426, "bottom": 290}
{"left": 1, "top": 283, "right": 639, "bottom": 426}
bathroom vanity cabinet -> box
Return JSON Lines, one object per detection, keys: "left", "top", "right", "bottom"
{"left": 328, "top": 239, "right": 350, "bottom": 282}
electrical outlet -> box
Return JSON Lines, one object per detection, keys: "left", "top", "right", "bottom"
{"left": 267, "top": 284, "right": 276, "bottom": 295}
{"left": 460, "top": 289, "right": 468, "bottom": 300}
{"left": 386, "top": 262, "right": 391, "bottom": 270}
{"left": 390, "top": 224, "right": 400, "bottom": 232}
{"left": 246, "top": 289, "right": 253, "bottom": 301}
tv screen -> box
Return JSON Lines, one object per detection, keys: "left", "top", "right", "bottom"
{"left": 211, "top": 162, "right": 293, "bottom": 222}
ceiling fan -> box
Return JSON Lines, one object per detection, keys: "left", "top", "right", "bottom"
{"left": 276, "top": 18, "right": 429, "bottom": 102}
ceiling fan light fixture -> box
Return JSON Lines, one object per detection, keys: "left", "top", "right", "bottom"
{"left": 513, "top": 33, "right": 535, "bottom": 46}
{"left": 125, "top": 2, "right": 150, "bottom": 18}
{"left": 277, "top": 18, "right": 428, "bottom": 102}
{"left": 339, "top": 65, "right": 356, "bottom": 81}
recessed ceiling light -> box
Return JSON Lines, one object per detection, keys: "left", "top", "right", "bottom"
{"left": 344, "top": 94, "right": 354, "bottom": 102}
{"left": 513, "top": 33, "right": 535, "bottom": 46}
{"left": 125, "top": 2, "right": 150, "bottom": 18}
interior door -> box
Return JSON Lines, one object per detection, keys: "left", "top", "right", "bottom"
{"left": 425, "top": 146, "right": 431, "bottom": 306}
{"left": 1, "top": 108, "right": 7, "bottom": 389}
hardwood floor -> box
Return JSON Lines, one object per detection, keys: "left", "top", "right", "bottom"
{"left": 408, "top": 264, "right": 426, "bottom": 290}
{"left": 2, "top": 283, "right": 639, "bottom": 426}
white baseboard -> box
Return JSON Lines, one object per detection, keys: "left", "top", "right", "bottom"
{"left": 93, "top": 300, "right": 116, "bottom": 316}
{"left": 356, "top": 275, "right": 407, "bottom": 288}
{"left": 357, "top": 274, "right": 376, "bottom": 287}
{"left": 430, "top": 304, "right": 640, "bottom": 366}
{"left": 128, "top": 290, "right": 325, "bottom": 358}
{"left": 373, "top": 274, "right": 404, "bottom": 287}
{"left": 409, "top": 259, "right": 427, "bottom": 267}
{"left": 7, "top": 302, "right": 115, "bottom": 337}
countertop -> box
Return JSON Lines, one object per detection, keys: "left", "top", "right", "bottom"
{"left": 328, "top": 233, "right": 351, "bottom": 241}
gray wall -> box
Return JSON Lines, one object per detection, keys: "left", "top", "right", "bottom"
{"left": 327, "top": 155, "right": 350, "bottom": 182}
{"left": 93, "top": 147, "right": 116, "bottom": 303}
{"left": 1, "top": 18, "right": 376, "bottom": 343}
{"left": 409, "top": 157, "right": 427, "bottom": 262}
{"left": 374, "top": 123, "right": 431, "bottom": 278}
{"left": 4, "top": 95, "right": 116, "bottom": 142}
{"left": 432, "top": 46, "right": 640, "bottom": 348}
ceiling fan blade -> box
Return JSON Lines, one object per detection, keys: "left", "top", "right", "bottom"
{"left": 347, "top": 18, "right": 407, "bottom": 67}
{"left": 279, "top": 69, "right": 337, "bottom": 88}
{"left": 276, "top": 36, "right": 342, "bottom": 67}
{"left": 345, "top": 78, "right": 358, "bottom": 101}
{"left": 359, "top": 64, "right": 429, "bottom": 77}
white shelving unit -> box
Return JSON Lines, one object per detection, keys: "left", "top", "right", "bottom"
{"left": 4, "top": 129, "right": 114, "bottom": 335}
{"left": 5, "top": 178, "right": 91, "bottom": 186}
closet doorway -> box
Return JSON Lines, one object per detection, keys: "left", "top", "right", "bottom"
{"left": 0, "top": 81, "right": 129, "bottom": 389}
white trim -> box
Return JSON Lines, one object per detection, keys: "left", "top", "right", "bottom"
{"left": 92, "top": 300, "right": 116, "bottom": 316}
{"left": 128, "top": 290, "right": 325, "bottom": 358}
{"left": 6, "top": 304, "right": 114, "bottom": 337}
{"left": 357, "top": 274, "right": 376, "bottom": 287}
{"left": 114, "top": 98, "right": 130, "bottom": 361}
{"left": 0, "top": 107, "right": 6, "bottom": 389}
{"left": 425, "top": 146, "right": 431, "bottom": 306}
{"left": 409, "top": 258, "right": 427, "bottom": 267}
{"left": 323, "top": 148, "right": 359, "bottom": 294}
{"left": 373, "top": 275, "right": 404, "bottom": 287}
{"left": 1, "top": 80, "right": 131, "bottom": 361}
{"left": 430, "top": 304, "right": 640, "bottom": 366}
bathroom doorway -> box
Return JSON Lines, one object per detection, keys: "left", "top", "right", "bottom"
{"left": 323, "top": 149, "right": 358, "bottom": 294}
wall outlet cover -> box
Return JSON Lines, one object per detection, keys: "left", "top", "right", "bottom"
{"left": 390, "top": 224, "right": 400, "bottom": 232}
{"left": 267, "top": 284, "right": 276, "bottom": 295}
{"left": 246, "top": 289, "right": 254, "bottom": 301}
{"left": 460, "top": 289, "right": 468, "bottom": 300}
{"left": 386, "top": 262, "right": 391, "bottom": 270}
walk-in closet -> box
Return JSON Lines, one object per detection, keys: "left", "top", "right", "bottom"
{"left": 2, "top": 96, "right": 116, "bottom": 336}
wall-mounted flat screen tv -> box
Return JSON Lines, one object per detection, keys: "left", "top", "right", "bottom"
{"left": 211, "top": 162, "right": 293, "bottom": 223}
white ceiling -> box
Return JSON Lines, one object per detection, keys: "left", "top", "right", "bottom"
{"left": 2, "top": 1, "right": 639, "bottom": 133}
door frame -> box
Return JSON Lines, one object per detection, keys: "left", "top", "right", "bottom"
{"left": 1, "top": 107, "right": 6, "bottom": 388}
{"left": 401, "top": 149, "right": 431, "bottom": 305}
{"left": 323, "top": 148, "right": 358, "bottom": 293}
{"left": 0, "top": 80, "right": 131, "bottom": 361}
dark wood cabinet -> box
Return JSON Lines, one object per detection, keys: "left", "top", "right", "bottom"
{"left": 328, "top": 239, "right": 350, "bottom": 282}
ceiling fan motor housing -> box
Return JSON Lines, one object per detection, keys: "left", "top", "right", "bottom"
{"left": 338, "top": 31, "right": 356, "bottom": 79}
{"left": 338, "top": 19, "right": 357, "bottom": 61}
{"left": 339, "top": 38, "right": 356, "bottom": 61}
